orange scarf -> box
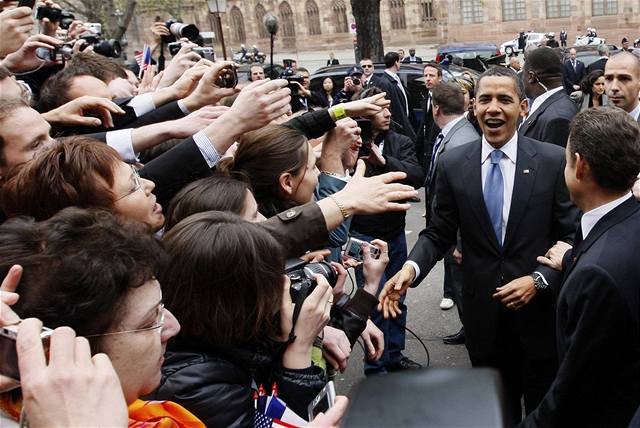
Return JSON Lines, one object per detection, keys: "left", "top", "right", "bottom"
{"left": 128, "top": 399, "right": 205, "bottom": 428}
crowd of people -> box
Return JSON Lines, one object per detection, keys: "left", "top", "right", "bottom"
{"left": 0, "top": 1, "right": 639, "bottom": 427}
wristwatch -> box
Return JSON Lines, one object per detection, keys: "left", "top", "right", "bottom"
{"left": 531, "top": 272, "right": 548, "bottom": 291}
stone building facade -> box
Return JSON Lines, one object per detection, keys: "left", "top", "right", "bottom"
{"left": 126, "top": 0, "right": 639, "bottom": 56}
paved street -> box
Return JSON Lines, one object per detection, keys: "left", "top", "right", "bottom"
{"left": 334, "top": 188, "right": 470, "bottom": 396}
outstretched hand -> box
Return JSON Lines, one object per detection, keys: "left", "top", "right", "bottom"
{"left": 377, "top": 264, "right": 415, "bottom": 319}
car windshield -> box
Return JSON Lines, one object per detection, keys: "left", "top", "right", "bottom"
{"left": 449, "top": 50, "right": 496, "bottom": 59}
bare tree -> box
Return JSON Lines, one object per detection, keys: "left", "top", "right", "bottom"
{"left": 57, "top": 0, "right": 137, "bottom": 41}
{"left": 350, "top": 0, "right": 384, "bottom": 62}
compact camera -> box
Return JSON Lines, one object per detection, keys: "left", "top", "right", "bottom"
{"left": 0, "top": 324, "right": 53, "bottom": 381}
{"left": 343, "top": 237, "right": 381, "bottom": 262}
{"left": 167, "top": 42, "right": 214, "bottom": 61}
{"left": 285, "top": 260, "right": 337, "bottom": 302}
{"left": 35, "top": 6, "right": 75, "bottom": 30}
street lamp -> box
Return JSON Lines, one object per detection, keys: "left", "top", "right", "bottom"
{"left": 263, "top": 14, "right": 278, "bottom": 79}
{"left": 207, "top": 0, "right": 228, "bottom": 60}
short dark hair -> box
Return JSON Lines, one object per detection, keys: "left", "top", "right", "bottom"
{"left": 0, "top": 207, "right": 165, "bottom": 353}
{"left": 297, "top": 67, "right": 309, "bottom": 75}
{"left": 160, "top": 211, "right": 284, "bottom": 348}
{"left": 0, "top": 97, "right": 30, "bottom": 167}
{"left": 67, "top": 52, "right": 127, "bottom": 82}
{"left": 522, "top": 47, "right": 564, "bottom": 79}
{"left": 423, "top": 61, "right": 443, "bottom": 77}
{"left": 384, "top": 51, "right": 400, "bottom": 68}
{"left": 476, "top": 66, "right": 526, "bottom": 100}
{"left": 568, "top": 107, "right": 640, "bottom": 192}
{"left": 37, "top": 67, "right": 78, "bottom": 112}
{"left": 432, "top": 82, "right": 465, "bottom": 115}
{"left": 580, "top": 69, "right": 604, "bottom": 94}
{"left": 165, "top": 175, "right": 252, "bottom": 231}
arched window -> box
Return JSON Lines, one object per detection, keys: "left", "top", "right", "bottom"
{"left": 255, "top": 4, "right": 268, "bottom": 39}
{"left": 230, "top": 6, "right": 246, "bottom": 43}
{"left": 389, "top": 0, "right": 407, "bottom": 30}
{"left": 306, "top": 0, "right": 321, "bottom": 35}
{"left": 332, "top": 0, "right": 348, "bottom": 33}
{"left": 279, "top": 2, "right": 295, "bottom": 37}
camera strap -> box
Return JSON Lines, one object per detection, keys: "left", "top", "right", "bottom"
{"left": 287, "top": 282, "right": 313, "bottom": 345}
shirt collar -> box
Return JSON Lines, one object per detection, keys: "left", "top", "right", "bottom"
{"left": 481, "top": 132, "right": 518, "bottom": 164}
{"left": 628, "top": 103, "right": 640, "bottom": 121}
{"left": 440, "top": 115, "right": 465, "bottom": 139}
{"left": 581, "top": 193, "right": 633, "bottom": 238}
{"left": 385, "top": 69, "right": 399, "bottom": 80}
{"left": 529, "top": 86, "right": 564, "bottom": 117}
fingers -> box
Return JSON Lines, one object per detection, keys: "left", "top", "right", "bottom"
{"left": 17, "top": 318, "right": 47, "bottom": 380}
{"left": 536, "top": 256, "right": 555, "bottom": 269}
{"left": 74, "top": 336, "right": 93, "bottom": 369}
{"left": 1, "top": 264, "right": 22, "bottom": 293}
{"left": 362, "top": 334, "right": 375, "bottom": 358}
{"left": 48, "top": 326, "right": 76, "bottom": 369}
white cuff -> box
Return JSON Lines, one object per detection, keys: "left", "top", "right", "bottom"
{"left": 177, "top": 99, "right": 191, "bottom": 116}
{"left": 404, "top": 261, "right": 421, "bottom": 284}
{"left": 533, "top": 271, "right": 549, "bottom": 286}
{"left": 127, "top": 93, "right": 156, "bottom": 117}
{"left": 105, "top": 129, "right": 138, "bottom": 163}
{"left": 193, "top": 130, "right": 222, "bottom": 168}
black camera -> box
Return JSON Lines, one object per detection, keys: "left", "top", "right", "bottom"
{"left": 162, "top": 19, "right": 200, "bottom": 44}
{"left": 79, "top": 34, "right": 121, "bottom": 58}
{"left": 285, "top": 260, "right": 337, "bottom": 302}
{"left": 351, "top": 76, "right": 362, "bottom": 86}
{"left": 279, "top": 68, "right": 305, "bottom": 90}
{"left": 36, "top": 6, "right": 75, "bottom": 30}
{"left": 47, "top": 43, "right": 74, "bottom": 62}
{"left": 167, "top": 42, "right": 214, "bottom": 61}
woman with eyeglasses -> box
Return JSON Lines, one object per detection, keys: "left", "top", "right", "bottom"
{"left": 1, "top": 136, "right": 165, "bottom": 231}
{"left": 0, "top": 208, "right": 201, "bottom": 427}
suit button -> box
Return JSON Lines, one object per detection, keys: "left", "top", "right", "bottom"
{"left": 286, "top": 210, "right": 296, "bottom": 218}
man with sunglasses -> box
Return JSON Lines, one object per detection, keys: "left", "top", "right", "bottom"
{"left": 519, "top": 47, "right": 578, "bottom": 148}
{"left": 360, "top": 58, "right": 377, "bottom": 88}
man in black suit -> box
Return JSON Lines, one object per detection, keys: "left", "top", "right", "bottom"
{"left": 327, "top": 52, "right": 339, "bottom": 66}
{"left": 373, "top": 51, "right": 416, "bottom": 142}
{"left": 563, "top": 48, "right": 586, "bottom": 94}
{"left": 402, "top": 48, "right": 423, "bottom": 64}
{"left": 415, "top": 62, "right": 443, "bottom": 172}
{"left": 379, "top": 67, "right": 579, "bottom": 423}
{"left": 524, "top": 107, "right": 640, "bottom": 427}
{"left": 559, "top": 29, "right": 568, "bottom": 47}
{"left": 360, "top": 58, "right": 377, "bottom": 88}
{"left": 520, "top": 47, "right": 578, "bottom": 147}
{"left": 586, "top": 44, "right": 609, "bottom": 74}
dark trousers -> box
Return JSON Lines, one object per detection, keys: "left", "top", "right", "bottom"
{"left": 468, "top": 308, "right": 557, "bottom": 425}
{"left": 353, "top": 229, "right": 408, "bottom": 373}
{"left": 443, "top": 247, "right": 464, "bottom": 320}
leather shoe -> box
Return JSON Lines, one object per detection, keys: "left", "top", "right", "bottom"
{"left": 443, "top": 328, "right": 465, "bottom": 345}
{"left": 387, "top": 356, "right": 422, "bottom": 372}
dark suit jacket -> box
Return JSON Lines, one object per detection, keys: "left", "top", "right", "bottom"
{"left": 562, "top": 59, "right": 586, "bottom": 94}
{"left": 416, "top": 91, "right": 441, "bottom": 171}
{"left": 408, "top": 135, "right": 579, "bottom": 359}
{"left": 402, "top": 56, "right": 423, "bottom": 64}
{"left": 374, "top": 72, "right": 417, "bottom": 142}
{"left": 586, "top": 57, "right": 607, "bottom": 74}
{"left": 519, "top": 89, "right": 578, "bottom": 147}
{"left": 524, "top": 197, "right": 640, "bottom": 428}
{"left": 327, "top": 59, "right": 339, "bottom": 66}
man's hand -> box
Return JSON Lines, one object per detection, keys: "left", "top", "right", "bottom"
{"left": 149, "top": 21, "right": 170, "bottom": 44}
{"left": 0, "top": 265, "right": 22, "bottom": 393}
{"left": 169, "top": 105, "right": 229, "bottom": 138}
{"left": 362, "top": 239, "right": 389, "bottom": 296}
{"left": 36, "top": 0, "right": 61, "bottom": 36}
{"left": 322, "top": 326, "right": 351, "bottom": 372}
{"left": 319, "top": 118, "right": 360, "bottom": 172}
{"left": 340, "top": 92, "right": 391, "bottom": 118}
{"left": 41, "top": 96, "right": 125, "bottom": 128}
{"left": 378, "top": 264, "right": 416, "bottom": 319}
{"left": 166, "top": 61, "right": 211, "bottom": 100}
{"left": 17, "top": 320, "right": 128, "bottom": 427}
{"left": 492, "top": 275, "right": 537, "bottom": 310}
{"left": 0, "top": 7, "right": 34, "bottom": 57}
{"left": 361, "top": 141, "right": 386, "bottom": 167}
{"left": 1, "top": 34, "right": 61, "bottom": 73}
{"left": 182, "top": 61, "right": 239, "bottom": 111}
{"left": 452, "top": 248, "right": 462, "bottom": 265}
{"left": 361, "top": 319, "right": 384, "bottom": 361}
{"left": 308, "top": 396, "right": 349, "bottom": 428}
{"left": 156, "top": 43, "right": 201, "bottom": 89}
{"left": 536, "top": 240, "right": 572, "bottom": 272}
{"left": 290, "top": 81, "right": 311, "bottom": 97}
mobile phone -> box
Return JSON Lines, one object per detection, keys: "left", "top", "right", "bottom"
{"left": 18, "top": 0, "right": 37, "bottom": 8}
{"left": 355, "top": 118, "right": 373, "bottom": 144}
{"left": 0, "top": 324, "right": 53, "bottom": 381}
{"left": 308, "top": 380, "right": 336, "bottom": 421}
{"left": 344, "top": 237, "right": 380, "bottom": 263}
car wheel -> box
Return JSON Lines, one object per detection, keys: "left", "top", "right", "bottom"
{"left": 505, "top": 46, "right": 513, "bottom": 55}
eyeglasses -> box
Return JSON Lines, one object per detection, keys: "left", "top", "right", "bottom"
{"left": 115, "top": 165, "right": 143, "bottom": 201}
{"left": 361, "top": 64, "right": 373, "bottom": 68}
{"left": 85, "top": 303, "right": 165, "bottom": 338}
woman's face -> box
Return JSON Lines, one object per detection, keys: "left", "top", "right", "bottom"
{"left": 112, "top": 162, "right": 165, "bottom": 231}
{"left": 323, "top": 78, "right": 334, "bottom": 93}
{"left": 592, "top": 76, "right": 605, "bottom": 96}
{"left": 290, "top": 143, "right": 320, "bottom": 205}
{"left": 240, "top": 189, "right": 267, "bottom": 222}
{"left": 99, "top": 279, "right": 181, "bottom": 404}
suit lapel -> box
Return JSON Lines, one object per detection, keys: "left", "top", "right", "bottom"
{"left": 462, "top": 142, "right": 502, "bottom": 251}
{"left": 563, "top": 197, "right": 639, "bottom": 279}
{"left": 520, "top": 90, "right": 563, "bottom": 134}
{"left": 503, "top": 137, "right": 537, "bottom": 250}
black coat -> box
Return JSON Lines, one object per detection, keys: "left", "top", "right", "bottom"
{"left": 408, "top": 135, "right": 579, "bottom": 359}
{"left": 586, "top": 57, "right": 608, "bottom": 74}
{"left": 374, "top": 72, "right": 417, "bottom": 142}
{"left": 415, "top": 91, "right": 441, "bottom": 171}
{"left": 562, "top": 59, "right": 586, "bottom": 94}
{"left": 519, "top": 90, "right": 578, "bottom": 147}
{"left": 523, "top": 197, "right": 640, "bottom": 427}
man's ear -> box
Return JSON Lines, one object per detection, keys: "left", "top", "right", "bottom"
{"left": 574, "top": 153, "right": 589, "bottom": 181}
{"left": 278, "top": 172, "right": 294, "bottom": 197}
{"left": 519, "top": 98, "right": 529, "bottom": 118}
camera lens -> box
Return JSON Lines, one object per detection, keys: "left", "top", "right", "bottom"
{"left": 352, "top": 77, "right": 361, "bottom": 86}
{"left": 303, "top": 261, "right": 337, "bottom": 287}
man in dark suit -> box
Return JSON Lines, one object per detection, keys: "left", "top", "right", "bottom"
{"left": 559, "top": 29, "right": 568, "bottom": 47}
{"left": 520, "top": 47, "right": 578, "bottom": 147}
{"left": 586, "top": 44, "right": 609, "bottom": 74}
{"left": 604, "top": 52, "right": 640, "bottom": 123}
{"left": 524, "top": 107, "right": 640, "bottom": 428}
{"left": 327, "top": 52, "right": 339, "bottom": 66}
{"left": 360, "top": 58, "right": 377, "bottom": 88}
{"left": 415, "top": 62, "right": 443, "bottom": 172}
{"left": 402, "top": 48, "right": 423, "bottom": 64}
{"left": 563, "top": 48, "right": 586, "bottom": 94}
{"left": 379, "top": 67, "right": 579, "bottom": 423}
{"left": 373, "top": 51, "right": 416, "bottom": 142}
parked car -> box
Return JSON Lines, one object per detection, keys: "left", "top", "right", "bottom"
{"left": 500, "top": 32, "right": 546, "bottom": 55}
{"left": 309, "top": 63, "right": 479, "bottom": 123}
{"left": 560, "top": 45, "right": 620, "bottom": 68}
{"left": 435, "top": 42, "right": 506, "bottom": 72}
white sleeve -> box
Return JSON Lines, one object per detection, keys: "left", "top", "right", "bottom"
{"left": 192, "top": 130, "right": 222, "bottom": 168}
{"left": 404, "top": 261, "right": 421, "bottom": 284}
{"left": 105, "top": 129, "right": 138, "bottom": 163}
{"left": 127, "top": 93, "right": 156, "bottom": 117}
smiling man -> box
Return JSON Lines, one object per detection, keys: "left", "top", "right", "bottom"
{"left": 378, "top": 67, "right": 579, "bottom": 424}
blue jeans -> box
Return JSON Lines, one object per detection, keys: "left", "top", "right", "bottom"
{"left": 352, "top": 229, "right": 408, "bottom": 373}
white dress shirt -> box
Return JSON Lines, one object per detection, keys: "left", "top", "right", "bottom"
{"left": 384, "top": 69, "right": 409, "bottom": 115}
{"left": 528, "top": 86, "right": 564, "bottom": 118}
{"left": 581, "top": 193, "right": 633, "bottom": 239}
{"left": 628, "top": 103, "right": 640, "bottom": 122}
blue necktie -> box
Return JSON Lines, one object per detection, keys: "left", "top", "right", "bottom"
{"left": 484, "top": 150, "right": 504, "bottom": 245}
{"left": 426, "top": 133, "right": 444, "bottom": 188}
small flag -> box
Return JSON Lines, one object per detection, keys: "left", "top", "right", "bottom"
{"left": 137, "top": 44, "right": 152, "bottom": 78}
